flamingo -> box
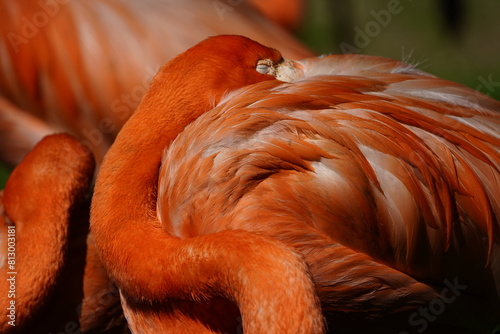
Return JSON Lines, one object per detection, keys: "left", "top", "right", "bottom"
{"left": 0, "top": 0, "right": 312, "bottom": 167}
{"left": 0, "top": 2, "right": 313, "bottom": 331}
{"left": 0, "top": 134, "right": 127, "bottom": 333}
{"left": 90, "top": 35, "right": 500, "bottom": 333}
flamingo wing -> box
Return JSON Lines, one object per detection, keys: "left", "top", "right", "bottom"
{"left": 157, "top": 54, "right": 500, "bottom": 332}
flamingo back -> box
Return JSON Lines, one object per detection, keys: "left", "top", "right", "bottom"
{"left": 157, "top": 54, "right": 500, "bottom": 330}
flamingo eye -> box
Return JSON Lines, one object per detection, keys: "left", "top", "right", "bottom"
{"left": 256, "top": 59, "right": 273, "bottom": 74}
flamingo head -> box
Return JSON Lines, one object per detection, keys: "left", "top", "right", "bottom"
{"left": 140, "top": 35, "right": 301, "bottom": 119}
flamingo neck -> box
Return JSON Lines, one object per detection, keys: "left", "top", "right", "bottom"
{"left": 94, "top": 81, "right": 212, "bottom": 226}
{"left": 0, "top": 135, "right": 94, "bottom": 332}
{"left": 89, "top": 47, "right": 326, "bottom": 332}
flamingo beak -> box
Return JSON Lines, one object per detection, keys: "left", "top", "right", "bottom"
{"left": 274, "top": 59, "right": 304, "bottom": 83}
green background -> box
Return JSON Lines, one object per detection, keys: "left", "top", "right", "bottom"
{"left": 301, "top": 0, "right": 500, "bottom": 100}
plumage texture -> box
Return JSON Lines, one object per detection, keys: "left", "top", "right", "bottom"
{"left": 0, "top": 135, "right": 94, "bottom": 333}
{"left": 159, "top": 54, "right": 500, "bottom": 332}
{"left": 91, "top": 35, "right": 500, "bottom": 333}
{"left": 91, "top": 35, "right": 323, "bottom": 334}
{"left": 0, "top": 134, "right": 127, "bottom": 333}
{"left": 0, "top": 0, "right": 312, "bottom": 166}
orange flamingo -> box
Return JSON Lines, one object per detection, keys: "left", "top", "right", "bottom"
{"left": 0, "top": 2, "right": 312, "bottom": 330}
{"left": 90, "top": 35, "right": 500, "bottom": 333}
{"left": 0, "top": 134, "right": 127, "bottom": 333}
{"left": 0, "top": 0, "right": 312, "bottom": 167}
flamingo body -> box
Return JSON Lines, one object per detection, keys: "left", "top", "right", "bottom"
{"left": 154, "top": 54, "right": 500, "bottom": 332}
{"left": 91, "top": 36, "right": 500, "bottom": 333}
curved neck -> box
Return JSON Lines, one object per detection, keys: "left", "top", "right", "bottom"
{"left": 92, "top": 60, "right": 216, "bottom": 224}
{"left": 91, "top": 35, "right": 283, "bottom": 231}
{"left": 94, "top": 106, "right": 187, "bottom": 226}
{"left": 89, "top": 39, "right": 327, "bottom": 332}
{"left": 0, "top": 135, "right": 94, "bottom": 332}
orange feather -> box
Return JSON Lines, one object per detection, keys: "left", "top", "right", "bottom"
{"left": 0, "top": 0, "right": 312, "bottom": 166}
{"left": 0, "top": 134, "right": 128, "bottom": 333}
{"left": 90, "top": 36, "right": 500, "bottom": 333}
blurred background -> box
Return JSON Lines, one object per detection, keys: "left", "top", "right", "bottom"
{"left": 300, "top": 0, "right": 500, "bottom": 100}
{"left": 1, "top": 0, "right": 499, "bottom": 187}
